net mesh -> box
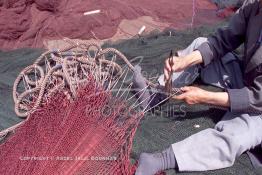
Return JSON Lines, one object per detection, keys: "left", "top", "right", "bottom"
{"left": 0, "top": 77, "right": 142, "bottom": 174}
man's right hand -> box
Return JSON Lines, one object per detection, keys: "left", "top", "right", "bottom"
{"left": 164, "top": 50, "right": 203, "bottom": 82}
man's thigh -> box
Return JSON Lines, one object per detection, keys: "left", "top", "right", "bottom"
{"left": 215, "top": 112, "right": 262, "bottom": 154}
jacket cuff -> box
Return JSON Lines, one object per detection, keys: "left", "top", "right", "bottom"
{"left": 196, "top": 42, "right": 214, "bottom": 67}
{"left": 227, "top": 87, "right": 250, "bottom": 113}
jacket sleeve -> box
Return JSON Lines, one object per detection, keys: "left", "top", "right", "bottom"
{"left": 227, "top": 46, "right": 262, "bottom": 113}
{"left": 248, "top": 74, "right": 262, "bottom": 113}
{"left": 227, "top": 74, "right": 262, "bottom": 113}
{"left": 197, "top": 0, "right": 253, "bottom": 66}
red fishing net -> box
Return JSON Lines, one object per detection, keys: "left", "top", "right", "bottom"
{"left": 0, "top": 0, "right": 223, "bottom": 50}
{"left": 0, "top": 77, "right": 144, "bottom": 174}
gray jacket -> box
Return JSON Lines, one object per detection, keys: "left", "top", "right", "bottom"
{"left": 197, "top": 0, "right": 262, "bottom": 169}
{"left": 197, "top": 0, "right": 262, "bottom": 114}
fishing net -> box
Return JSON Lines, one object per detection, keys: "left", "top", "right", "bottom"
{"left": 0, "top": 77, "right": 141, "bottom": 174}
{"left": 0, "top": 41, "right": 173, "bottom": 174}
{"left": 0, "top": 0, "right": 223, "bottom": 50}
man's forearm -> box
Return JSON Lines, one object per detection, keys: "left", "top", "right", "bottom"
{"left": 201, "top": 91, "right": 230, "bottom": 107}
{"left": 184, "top": 50, "right": 203, "bottom": 67}
{"left": 184, "top": 51, "right": 229, "bottom": 107}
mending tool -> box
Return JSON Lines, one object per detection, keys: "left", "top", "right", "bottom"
{"left": 165, "top": 50, "right": 174, "bottom": 97}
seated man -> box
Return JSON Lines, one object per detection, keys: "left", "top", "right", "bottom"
{"left": 135, "top": 0, "right": 262, "bottom": 174}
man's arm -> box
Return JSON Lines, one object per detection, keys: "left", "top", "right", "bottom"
{"left": 197, "top": 0, "right": 254, "bottom": 66}
{"left": 164, "top": 50, "right": 203, "bottom": 81}
{"left": 197, "top": 0, "right": 262, "bottom": 113}
{"left": 203, "top": 92, "right": 230, "bottom": 107}
{"left": 174, "top": 86, "right": 230, "bottom": 107}
{"left": 165, "top": 1, "right": 260, "bottom": 111}
{"left": 174, "top": 52, "right": 262, "bottom": 113}
{"left": 164, "top": 0, "right": 253, "bottom": 80}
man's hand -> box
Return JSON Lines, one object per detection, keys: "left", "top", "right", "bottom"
{"left": 174, "top": 86, "right": 230, "bottom": 107}
{"left": 164, "top": 56, "right": 188, "bottom": 81}
{"left": 174, "top": 86, "right": 208, "bottom": 105}
{"left": 164, "top": 50, "right": 203, "bottom": 82}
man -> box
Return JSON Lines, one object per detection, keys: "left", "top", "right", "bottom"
{"left": 135, "top": 0, "right": 262, "bottom": 174}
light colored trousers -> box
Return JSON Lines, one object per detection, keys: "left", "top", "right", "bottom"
{"left": 159, "top": 37, "right": 262, "bottom": 171}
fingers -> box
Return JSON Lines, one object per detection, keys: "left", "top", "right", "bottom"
{"left": 174, "top": 86, "right": 191, "bottom": 100}
{"left": 164, "top": 57, "right": 174, "bottom": 82}
{"left": 174, "top": 93, "right": 186, "bottom": 100}
{"left": 164, "top": 68, "right": 170, "bottom": 83}
{"left": 164, "top": 59, "right": 170, "bottom": 83}
{"left": 165, "top": 58, "right": 172, "bottom": 72}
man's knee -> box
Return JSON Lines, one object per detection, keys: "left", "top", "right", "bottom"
{"left": 211, "top": 129, "right": 242, "bottom": 164}
{"left": 177, "top": 37, "right": 207, "bottom": 57}
{"left": 215, "top": 113, "right": 262, "bottom": 154}
{"left": 193, "top": 37, "right": 208, "bottom": 48}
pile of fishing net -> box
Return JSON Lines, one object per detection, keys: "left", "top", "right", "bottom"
{"left": 0, "top": 0, "right": 222, "bottom": 50}
{"left": 0, "top": 41, "right": 168, "bottom": 174}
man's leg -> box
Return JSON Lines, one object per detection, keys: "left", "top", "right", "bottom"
{"left": 172, "top": 112, "right": 262, "bottom": 171}
{"left": 136, "top": 112, "right": 262, "bottom": 174}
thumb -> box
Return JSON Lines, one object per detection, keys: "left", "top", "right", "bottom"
{"left": 181, "top": 86, "right": 191, "bottom": 92}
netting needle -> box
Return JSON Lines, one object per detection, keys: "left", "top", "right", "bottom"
{"left": 165, "top": 50, "right": 173, "bottom": 97}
